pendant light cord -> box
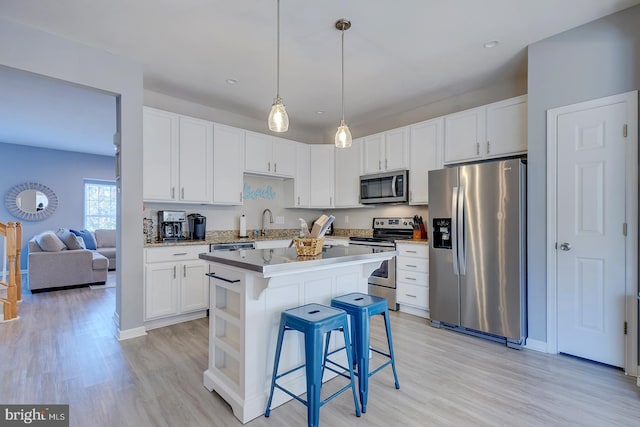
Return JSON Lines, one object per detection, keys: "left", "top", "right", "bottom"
{"left": 276, "top": 0, "right": 281, "bottom": 99}
{"left": 340, "top": 26, "right": 345, "bottom": 122}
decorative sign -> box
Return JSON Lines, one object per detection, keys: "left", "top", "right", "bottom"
{"left": 243, "top": 183, "right": 276, "bottom": 200}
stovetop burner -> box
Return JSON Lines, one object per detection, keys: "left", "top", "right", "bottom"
{"left": 348, "top": 217, "right": 416, "bottom": 245}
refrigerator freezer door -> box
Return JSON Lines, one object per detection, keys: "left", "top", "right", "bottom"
{"left": 428, "top": 167, "right": 460, "bottom": 326}
{"left": 458, "top": 159, "right": 525, "bottom": 341}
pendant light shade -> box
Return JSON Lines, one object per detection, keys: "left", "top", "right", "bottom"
{"left": 268, "top": 0, "right": 289, "bottom": 132}
{"left": 335, "top": 19, "right": 352, "bottom": 148}
{"left": 269, "top": 96, "right": 289, "bottom": 132}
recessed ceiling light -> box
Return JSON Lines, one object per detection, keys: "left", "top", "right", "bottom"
{"left": 226, "top": 78, "right": 238, "bottom": 85}
{"left": 484, "top": 40, "right": 499, "bottom": 48}
{"left": 316, "top": 110, "right": 325, "bottom": 115}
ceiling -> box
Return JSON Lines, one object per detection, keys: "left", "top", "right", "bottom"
{"left": 1, "top": 0, "right": 640, "bottom": 155}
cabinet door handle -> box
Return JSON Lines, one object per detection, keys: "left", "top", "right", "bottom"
{"left": 173, "top": 266, "right": 176, "bottom": 279}
{"left": 476, "top": 142, "right": 480, "bottom": 155}
{"left": 385, "top": 158, "right": 388, "bottom": 169}
{"left": 406, "top": 250, "right": 417, "bottom": 254}
{"left": 487, "top": 141, "right": 490, "bottom": 154}
{"left": 183, "top": 265, "right": 186, "bottom": 277}
{"left": 181, "top": 188, "right": 185, "bottom": 199}
{"left": 406, "top": 264, "right": 417, "bottom": 268}
{"left": 173, "top": 252, "right": 188, "bottom": 256}
{"left": 297, "top": 196, "right": 300, "bottom": 206}
{"left": 240, "top": 191, "right": 243, "bottom": 202}
{"left": 330, "top": 196, "right": 333, "bottom": 206}
{"left": 405, "top": 277, "right": 417, "bottom": 281}
{"left": 171, "top": 187, "right": 175, "bottom": 199}
{"left": 405, "top": 293, "right": 417, "bottom": 298}
{"left": 274, "top": 163, "right": 277, "bottom": 173}
{"left": 378, "top": 160, "right": 382, "bottom": 170}
{"left": 268, "top": 161, "right": 271, "bottom": 172}
{"left": 206, "top": 272, "right": 240, "bottom": 284}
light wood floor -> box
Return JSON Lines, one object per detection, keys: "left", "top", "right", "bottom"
{"left": 1, "top": 276, "right": 639, "bottom": 426}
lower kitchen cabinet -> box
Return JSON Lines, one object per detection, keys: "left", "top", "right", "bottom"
{"left": 144, "top": 245, "right": 209, "bottom": 328}
{"left": 395, "top": 242, "right": 429, "bottom": 318}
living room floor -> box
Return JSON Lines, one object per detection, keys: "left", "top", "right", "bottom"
{"left": 1, "top": 274, "right": 639, "bottom": 426}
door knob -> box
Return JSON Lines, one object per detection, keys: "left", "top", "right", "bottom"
{"left": 559, "top": 242, "right": 572, "bottom": 251}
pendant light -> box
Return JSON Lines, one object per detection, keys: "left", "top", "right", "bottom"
{"left": 335, "top": 18, "right": 352, "bottom": 148}
{"left": 268, "top": 0, "right": 289, "bottom": 132}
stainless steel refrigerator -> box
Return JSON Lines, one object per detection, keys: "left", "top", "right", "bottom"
{"left": 428, "top": 159, "right": 526, "bottom": 348}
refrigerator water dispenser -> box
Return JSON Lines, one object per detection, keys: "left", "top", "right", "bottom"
{"left": 432, "top": 218, "right": 452, "bottom": 249}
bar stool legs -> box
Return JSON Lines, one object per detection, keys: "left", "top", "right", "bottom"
{"left": 331, "top": 293, "right": 400, "bottom": 413}
{"left": 265, "top": 303, "right": 361, "bottom": 427}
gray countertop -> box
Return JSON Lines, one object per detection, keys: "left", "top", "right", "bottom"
{"left": 199, "top": 245, "right": 396, "bottom": 276}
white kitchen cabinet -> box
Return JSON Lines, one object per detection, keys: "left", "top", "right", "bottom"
{"left": 334, "top": 138, "right": 363, "bottom": 207}
{"left": 144, "top": 245, "right": 209, "bottom": 328}
{"left": 213, "top": 124, "right": 244, "bottom": 205}
{"left": 309, "top": 145, "right": 335, "bottom": 208}
{"left": 292, "top": 143, "right": 310, "bottom": 208}
{"left": 485, "top": 95, "right": 527, "bottom": 158}
{"left": 395, "top": 242, "right": 429, "bottom": 318}
{"left": 254, "top": 239, "right": 292, "bottom": 249}
{"left": 444, "top": 95, "right": 527, "bottom": 165}
{"left": 409, "top": 118, "right": 443, "bottom": 205}
{"left": 362, "top": 127, "right": 409, "bottom": 174}
{"left": 244, "top": 132, "right": 296, "bottom": 178}
{"left": 444, "top": 106, "right": 486, "bottom": 164}
{"left": 143, "top": 107, "right": 213, "bottom": 203}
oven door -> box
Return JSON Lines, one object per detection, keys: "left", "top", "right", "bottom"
{"left": 350, "top": 243, "right": 398, "bottom": 310}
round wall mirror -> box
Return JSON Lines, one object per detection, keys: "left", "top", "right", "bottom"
{"left": 5, "top": 182, "right": 58, "bottom": 221}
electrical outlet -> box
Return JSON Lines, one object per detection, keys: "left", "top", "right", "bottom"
{"left": 344, "top": 215, "right": 349, "bottom": 224}
{"left": 275, "top": 216, "right": 285, "bottom": 224}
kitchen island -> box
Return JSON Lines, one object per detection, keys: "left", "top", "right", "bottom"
{"left": 199, "top": 245, "right": 396, "bottom": 423}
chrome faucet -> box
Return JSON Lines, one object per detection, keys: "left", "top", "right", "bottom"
{"left": 261, "top": 209, "right": 274, "bottom": 237}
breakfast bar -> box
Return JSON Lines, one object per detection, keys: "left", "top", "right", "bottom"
{"left": 199, "top": 245, "right": 396, "bottom": 423}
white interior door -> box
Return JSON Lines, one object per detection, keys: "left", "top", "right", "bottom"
{"left": 556, "top": 101, "right": 627, "bottom": 367}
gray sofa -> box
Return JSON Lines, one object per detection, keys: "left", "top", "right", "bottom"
{"left": 94, "top": 229, "right": 116, "bottom": 270}
{"left": 28, "top": 230, "right": 108, "bottom": 291}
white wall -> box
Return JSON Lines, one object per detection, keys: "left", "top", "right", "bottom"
{"left": 0, "top": 17, "right": 145, "bottom": 334}
{"left": 527, "top": 5, "right": 640, "bottom": 342}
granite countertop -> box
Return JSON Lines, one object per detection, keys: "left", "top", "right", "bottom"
{"left": 200, "top": 245, "right": 397, "bottom": 276}
{"left": 395, "top": 239, "right": 429, "bottom": 245}
{"left": 144, "top": 230, "right": 354, "bottom": 248}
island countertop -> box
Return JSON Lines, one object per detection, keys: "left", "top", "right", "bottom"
{"left": 199, "top": 245, "right": 396, "bottom": 277}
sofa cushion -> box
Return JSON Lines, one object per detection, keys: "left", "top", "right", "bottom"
{"left": 70, "top": 229, "right": 97, "bottom": 250}
{"left": 35, "top": 231, "right": 66, "bottom": 252}
{"left": 56, "top": 228, "right": 84, "bottom": 250}
{"left": 92, "top": 252, "right": 109, "bottom": 270}
{"left": 94, "top": 229, "right": 116, "bottom": 248}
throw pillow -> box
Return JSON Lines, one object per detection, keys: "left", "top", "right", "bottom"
{"left": 35, "top": 231, "right": 66, "bottom": 252}
{"left": 75, "top": 235, "right": 86, "bottom": 249}
{"left": 70, "top": 229, "right": 97, "bottom": 250}
{"left": 56, "top": 228, "right": 83, "bottom": 250}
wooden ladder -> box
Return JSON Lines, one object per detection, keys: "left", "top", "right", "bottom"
{"left": 0, "top": 221, "right": 21, "bottom": 321}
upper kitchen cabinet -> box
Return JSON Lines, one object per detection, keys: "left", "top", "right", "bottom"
{"left": 443, "top": 106, "right": 486, "bottom": 164}
{"left": 409, "top": 118, "right": 443, "bottom": 205}
{"left": 286, "top": 143, "right": 310, "bottom": 208}
{"left": 362, "top": 127, "right": 409, "bottom": 174}
{"left": 443, "top": 95, "right": 527, "bottom": 165}
{"left": 213, "top": 124, "right": 244, "bottom": 205}
{"left": 309, "top": 145, "right": 335, "bottom": 208}
{"left": 485, "top": 95, "right": 527, "bottom": 158}
{"left": 334, "top": 138, "right": 363, "bottom": 207}
{"left": 244, "top": 131, "right": 296, "bottom": 177}
{"left": 143, "top": 107, "right": 213, "bottom": 204}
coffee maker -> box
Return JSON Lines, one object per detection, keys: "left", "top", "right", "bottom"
{"left": 187, "top": 213, "right": 207, "bottom": 240}
{"left": 157, "top": 210, "right": 186, "bottom": 241}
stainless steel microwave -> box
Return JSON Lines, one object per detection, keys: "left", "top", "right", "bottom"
{"left": 359, "top": 170, "right": 409, "bottom": 204}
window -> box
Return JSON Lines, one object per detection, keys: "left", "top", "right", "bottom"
{"left": 84, "top": 180, "right": 116, "bottom": 231}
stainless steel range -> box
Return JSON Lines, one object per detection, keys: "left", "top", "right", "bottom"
{"left": 349, "top": 217, "right": 415, "bottom": 310}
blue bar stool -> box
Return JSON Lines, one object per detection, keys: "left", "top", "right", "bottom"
{"left": 265, "top": 303, "right": 361, "bottom": 427}
{"left": 330, "top": 292, "right": 400, "bottom": 413}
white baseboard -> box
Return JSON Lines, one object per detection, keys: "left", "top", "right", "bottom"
{"left": 524, "top": 338, "right": 548, "bottom": 353}
{"left": 144, "top": 310, "right": 207, "bottom": 331}
{"left": 116, "top": 326, "right": 147, "bottom": 341}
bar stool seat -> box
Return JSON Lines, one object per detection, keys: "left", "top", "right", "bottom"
{"left": 330, "top": 292, "right": 400, "bottom": 413}
{"left": 265, "top": 303, "right": 361, "bottom": 427}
